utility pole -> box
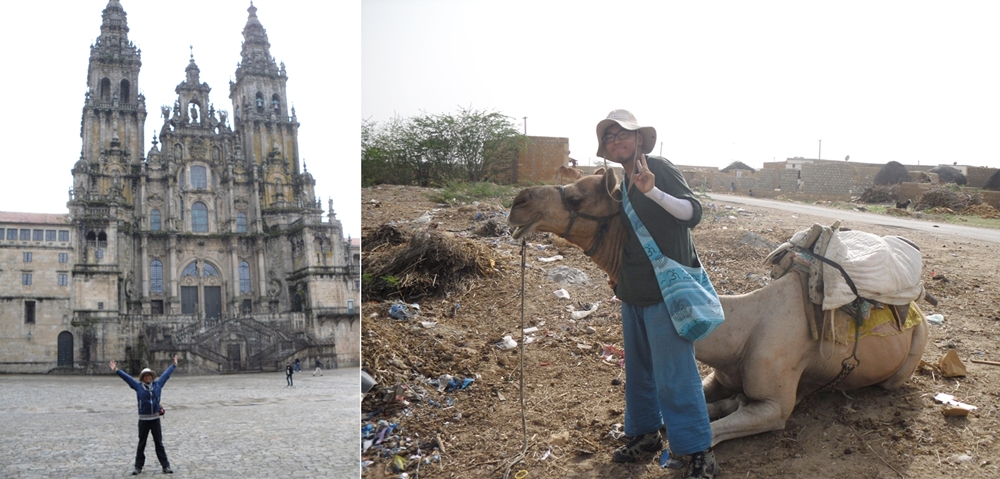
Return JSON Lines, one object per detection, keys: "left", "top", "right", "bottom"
{"left": 818, "top": 140, "right": 822, "bottom": 160}
{"left": 660, "top": 141, "right": 663, "bottom": 156}
{"left": 523, "top": 117, "right": 527, "bottom": 135}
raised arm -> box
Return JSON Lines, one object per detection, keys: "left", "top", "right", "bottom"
{"left": 111, "top": 360, "right": 139, "bottom": 389}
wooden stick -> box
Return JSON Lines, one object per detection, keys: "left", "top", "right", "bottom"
{"left": 970, "top": 359, "right": 1000, "bottom": 367}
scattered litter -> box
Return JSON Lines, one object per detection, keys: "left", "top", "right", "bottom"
{"left": 601, "top": 344, "right": 625, "bottom": 367}
{"left": 608, "top": 423, "right": 625, "bottom": 440}
{"left": 938, "top": 350, "right": 967, "bottom": 377}
{"left": 553, "top": 289, "right": 570, "bottom": 299}
{"left": 946, "top": 454, "right": 974, "bottom": 464}
{"left": 538, "top": 255, "right": 563, "bottom": 263}
{"left": 389, "top": 303, "right": 415, "bottom": 320}
{"left": 419, "top": 321, "right": 437, "bottom": 329}
{"left": 522, "top": 327, "right": 539, "bottom": 334}
{"left": 585, "top": 326, "right": 596, "bottom": 334}
{"left": 539, "top": 447, "right": 553, "bottom": 461}
{"left": 571, "top": 302, "right": 600, "bottom": 320}
{"left": 497, "top": 391, "right": 506, "bottom": 401}
{"left": 547, "top": 266, "right": 590, "bottom": 284}
{"left": 498, "top": 335, "right": 518, "bottom": 350}
{"left": 577, "top": 343, "right": 593, "bottom": 350}
{"left": 934, "top": 393, "right": 977, "bottom": 416}
{"left": 414, "top": 211, "right": 432, "bottom": 223}
{"left": 926, "top": 313, "right": 944, "bottom": 325}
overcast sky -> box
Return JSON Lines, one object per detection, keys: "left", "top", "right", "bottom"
{"left": 363, "top": 0, "right": 1000, "bottom": 170}
{"left": 1, "top": 0, "right": 360, "bottom": 238}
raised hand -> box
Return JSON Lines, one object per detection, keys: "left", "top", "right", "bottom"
{"left": 173, "top": 355, "right": 179, "bottom": 366}
{"left": 109, "top": 360, "right": 117, "bottom": 372}
{"left": 632, "top": 154, "right": 655, "bottom": 194}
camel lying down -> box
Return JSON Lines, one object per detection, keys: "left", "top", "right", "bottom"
{"left": 507, "top": 168, "right": 928, "bottom": 446}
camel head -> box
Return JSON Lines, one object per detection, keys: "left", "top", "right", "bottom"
{"left": 508, "top": 168, "right": 626, "bottom": 284}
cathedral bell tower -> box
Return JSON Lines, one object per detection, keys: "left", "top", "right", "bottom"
{"left": 68, "top": 0, "right": 147, "bottom": 320}
{"left": 228, "top": 3, "right": 304, "bottom": 211}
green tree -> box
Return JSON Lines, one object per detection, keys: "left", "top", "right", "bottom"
{"left": 361, "top": 108, "right": 523, "bottom": 186}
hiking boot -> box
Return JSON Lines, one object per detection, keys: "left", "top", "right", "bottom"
{"left": 131, "top": 467, "right": 141, "bottom": 475}
{"left": 685, "top": 447, "right": 718, "bottom": 479}
{"left": 612, "top": 432, "right": 662, "bottom": 463}
{"left": 660, "top": 451, "right": 686, "bottom": 469}
{"left": 162, "top": 466, "right": 173, "bottom": 474}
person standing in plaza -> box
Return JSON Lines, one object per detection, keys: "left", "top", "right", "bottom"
{"left": 313, "top": 358, "right": 323, "bottom": 376}
{"left": 293, "top": 357, "right": 301, "bottom": 372}
{"left": 109, "top": 355, "right": 177, "bottom": 475}
{"left": 286, "top": 363, "right": 294, "bottom": 386}
{"left": 596, "top": 110, "right": 720, "bottom": 478}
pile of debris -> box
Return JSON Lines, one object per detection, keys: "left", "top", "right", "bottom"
{"left": 363, "top": 226, "right": 498, "bottom": 300}
{"left": 857, "top": 185, "right": 898, "bottom": 204}
{"left": 915, "top": 187, "right": 981, "bottom": 211}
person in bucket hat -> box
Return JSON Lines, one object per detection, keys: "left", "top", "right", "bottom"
{"left": 597, "top": 110, "right": 718, "bottom": 479}
{"left": 110, "top": 355, "right": 178, "bottom": 475}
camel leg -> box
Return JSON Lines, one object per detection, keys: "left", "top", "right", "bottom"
{"left": 706, "top": 394, "right": 747, "bottom": 420}
{"left": 702, "top": 371, "right": 737, "bottom": 403}
{"left": 877, "top": 318, "right": 928, "bottom": 390}
{"left": 709, "top": 397, "right": 792, "bottom": 446}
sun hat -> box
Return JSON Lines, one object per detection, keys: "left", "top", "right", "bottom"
{"left": 139, "top": 368, "right": 155, "bottom": 380}
{"left": 595, "top": 109, "right": 657, "bottom": 158}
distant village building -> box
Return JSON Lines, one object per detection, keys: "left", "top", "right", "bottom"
{"left": 0, "top": 1, "right": 359, "bottom": 375}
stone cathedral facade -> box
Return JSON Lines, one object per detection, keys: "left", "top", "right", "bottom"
{"left": 0, "top": 1, "right": 359, "bottom": 375}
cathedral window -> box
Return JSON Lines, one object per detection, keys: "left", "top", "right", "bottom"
{"left": 24, "top": 301, "right": 35, "bottom": 323}
{"left": 100, "top": 78, "right": 111, "bottom": 101}
{"left": 6, "top": 229, "right": 16, "bottom": 240}
{"left": 22, "top": 273, "right": 32, "bottom": 285}
{"left": 46, "top": 230, "right": 56, "bottom": 241}
{"left": 191, "top": 201, "right": 209, "bottom": 232}
{"left": 58, "top": 274, "right": 68, "bottom": 286}
{"left": 60, "top": 253, "right": 68, "bottom": 263}
{"left": 23, "top": 252, "right": 32, "bottom": 262}
{"left": 203, "top": 263, "right": 220, "bottom": 277}
{"left": 182, "top": 262, "right": 199, "bottom": 277}
{"left": 239, "top": 261, "right": 251, "bottom": 293}
{"left": 150, "top": 260, "right": 163, "bottom": 293}
{"left": 59, "top": 230, "right": 69, "bottom": 242}
{"left": 120, "top": 79, "right": 130, "bottom": 103}
{"left": 33, "top": 229, "right": 43, "bottom": 241}
{"left": 236, "top": 213, "right": 247, "bottom": 233}
{"left": 150, "top": 209, "right": 161, "bottom": 231}
{"left": 19, "top": 229, "right": 30, "bottom": 240}
{"left": 256, "top": 92, "right": 264, "bottom": 112}
{"left": 191, "top": 166, "right": 207, "bottom": 189}
{"left": 271, "top": 94, "right": 280, "bottom": 112}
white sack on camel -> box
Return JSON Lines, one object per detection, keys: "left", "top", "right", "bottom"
{"left": 821, "top": 230, "right": 924, "bottom": 310}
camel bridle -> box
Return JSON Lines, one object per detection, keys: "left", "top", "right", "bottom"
{"left": 557, "top": 185, "right": 617, "bottom": 257}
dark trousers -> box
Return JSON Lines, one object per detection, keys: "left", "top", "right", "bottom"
{"left": 135, "top": 418, "right": 169, "bottom": 469}
{"left": 286, "top": 374, "right": 293, "bottom": 386}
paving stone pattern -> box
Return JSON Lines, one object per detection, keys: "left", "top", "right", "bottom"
{"left": 0, "top": 368, "right": 360, "bottom": 478}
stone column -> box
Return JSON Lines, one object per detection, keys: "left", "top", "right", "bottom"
{"left": 230, "top": 237, "right": 240, "bottom": 308}
{"left": 140, "top": 235, "right": 149, "bottom": 297}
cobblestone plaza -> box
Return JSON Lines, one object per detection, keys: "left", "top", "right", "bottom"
{"left": 0, "top": 368, "right": 359, "bottom": 478}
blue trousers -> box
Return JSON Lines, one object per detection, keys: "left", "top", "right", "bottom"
{"left": 621, "top": 300, "right": 712, "bottom": 455}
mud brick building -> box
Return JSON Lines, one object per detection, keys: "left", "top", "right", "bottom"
{"left": 0, "top": 1, "right": 359, "bottom": 375}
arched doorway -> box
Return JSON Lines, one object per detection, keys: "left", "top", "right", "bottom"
{"left": 57, "top": 331, "right": 74, "bottom": 367}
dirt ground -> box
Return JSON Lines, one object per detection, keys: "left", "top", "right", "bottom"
{"left": 361, "top": 184, "right": 1000, "bottom": 479}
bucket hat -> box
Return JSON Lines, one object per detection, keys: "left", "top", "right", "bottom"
{"left": 139, "top": 368, "right": 155, "bottom": 380}
{"left": 595, "top": 109, "right": 657, "bottom": 158}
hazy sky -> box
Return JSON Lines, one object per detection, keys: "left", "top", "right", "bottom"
{"left": 363, "top": 1, "right": 1000, "bottom": 170}
{"left": 1, "top": 0, "right": 360, "bottom": 238}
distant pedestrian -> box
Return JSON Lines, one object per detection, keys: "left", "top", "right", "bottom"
{"left": 110, "top": 355, "right": 177, "bottom": 475}
{"left": 286, "top": 364, "right": 294, "bottom": 387}
{"left": 313, "top": 358, "right": 323, "bottom": 377}
{"left": 730, "top": 181, "right": 735, "bottom": 193}
{"left": 293, "top": 358, "right": 301, "bottom": 372}
{"left": 748, "top": 189, "right": 754, "bottom": 197}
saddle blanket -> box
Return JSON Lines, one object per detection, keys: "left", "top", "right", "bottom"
{"left": 825, "top": 302, "right": 922, "bottom": 344}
